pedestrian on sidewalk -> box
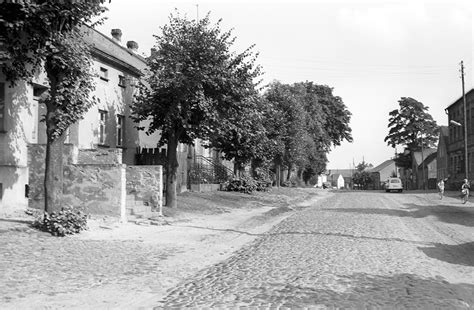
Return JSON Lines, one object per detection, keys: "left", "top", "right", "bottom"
{"left": 461, "top": 179, "right": 470, "bottom": 204}
{"left": 437, "top": 178, "right": 447, "bottom": 200}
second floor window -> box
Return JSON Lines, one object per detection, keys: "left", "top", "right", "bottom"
{"left": 99, "top": 110, "right": 108, "bottom": 145}
{"left": 116, "top": 114, "right": 124, "bottom": 147}
{"left": 118, "top": 75, "right": 126, "bottom": 88}
{"left": 99, "top": 67, "right": 109, "bottom": 81}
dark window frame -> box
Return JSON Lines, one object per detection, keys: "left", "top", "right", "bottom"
{"left": 99, "top": 67, "right": 109, "bottom": 81}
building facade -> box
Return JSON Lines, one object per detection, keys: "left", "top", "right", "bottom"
{"left": 445, "top": 88, "right": 474, "bottom": 189}
{"left": 436, "top": 126, "right": 449, "bottom": 181}
{"left": 1, "top": 26, "right": 149, "bottom": 211}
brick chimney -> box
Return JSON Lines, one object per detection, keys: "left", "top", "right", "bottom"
{"left": 111, "top": 29, "right": 122, "bottom": 42}
{"left": 126, "top": 40, "right": 138, "bottom": 53}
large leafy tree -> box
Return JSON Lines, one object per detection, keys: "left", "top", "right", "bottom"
{"left": 207, "top": 96, "right": 270, "bottom": 175}
{"left": 385, "top": 97, "right": 439, "bottom": 150}
{"left": 384, "top": 97, "right": 439, "bottom": 168}
{"left": 263, "top": 81, "right": 353, "bottom": 184}
{"left": 0, "top": 1, "right": 109, "bottom": 212}
{"left": 264, "top": 82, "right": 308, "bottom": 181}
{"left": 131, "top": 12, "right": 261, "bottom": 208}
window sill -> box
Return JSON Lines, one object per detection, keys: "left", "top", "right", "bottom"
{"left": 100, "top": 77, "right": 109, "bottom": 82}
{"left": 118, "top": 84, "right": 126, "bottom": 88}
{"left": 98, "top": 144, "right": 110, "bottom": 148}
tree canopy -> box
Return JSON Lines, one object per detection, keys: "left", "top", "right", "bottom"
{"left": 262, "top": 81, "right": 352, "bottom": 182}
{"left": 131, "top": 12, "right": 262, "bottom": 207}
{"left": 384, "top": 97, "right": 439, "bottom": 151}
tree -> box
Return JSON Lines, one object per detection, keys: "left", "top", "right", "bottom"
{"left": 384, "top": 97, "right": 439, "bottom": 151}
{"left": 263, "top": 81, "right": 353, "bottom": 184}
{"left": 207, "top": 96, "right": 270, "bottom": 175}
{"left": 0, "top": 1, "right": 109, "bottom": 213}
{"left": 131, "top": 12, "right": 261, "bottom": 208}
{"left": 352, "top": 160, "right": 373, "bottom": 189}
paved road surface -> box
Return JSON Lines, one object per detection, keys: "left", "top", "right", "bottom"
{"left": 159, "top": 191, "right": 474, "bottom": 308}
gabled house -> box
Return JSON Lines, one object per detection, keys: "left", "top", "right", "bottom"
{"left": 418, "top": 151, "right": 438, "bottom": 189}
{"left": 412, "top": 148, "right": 437, "bottom": 189}
{"left": 328, "top": 169, "right": 353, "bottom": 189}
{"left": 436, "top": 126, "right": 449, "bottom": 181}
{"left": 368, "top": 159, "right": 397, "bottom": 190}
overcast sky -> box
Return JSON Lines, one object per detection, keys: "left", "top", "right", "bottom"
{"left": 96, "top": 0, "right": 473, "bottom": 169}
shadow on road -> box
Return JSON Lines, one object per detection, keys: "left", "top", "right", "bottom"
{"left": 159, "top": 272, "right": 474, "bottom": 308}
{"left": 418, "top": 242, "right": 474, "bottom": 267}
{"left": 322, "top": 203, "right": 474, "bottom": 227}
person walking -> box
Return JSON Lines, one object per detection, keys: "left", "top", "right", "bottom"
{"left": 437, "top": 178, "right": 447, "bottom": 200}
{"left": 461, "top": 179, "right": 470, "bottom": 204}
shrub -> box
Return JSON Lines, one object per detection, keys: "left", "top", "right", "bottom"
{"left": 253, "top": 167, "right": 273, "bottom": 191}
{"left": 33, "top": 206, "right": 88, "bottom": 237}
{"left": 224, "top": 176, "right": 258, "bottom": 194}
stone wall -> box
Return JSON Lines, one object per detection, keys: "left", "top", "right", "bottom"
{"left": 126, "top": 165, "right": 162, "bottom": 207}
{"left": 27, "top": 144, "right": 78, "bottom": 210}
{"left": 77, "top": 148, "right": 122, "bottom": 165}
{"left": 63, "top": 164, "right": 125, "bottom": 217}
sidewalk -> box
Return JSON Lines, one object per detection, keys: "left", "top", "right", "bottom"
{"left": 0, "top": 188, "right": 332, "bottom": 309}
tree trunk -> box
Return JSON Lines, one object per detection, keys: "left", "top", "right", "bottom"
{"left": 166, "top": 130, "right": 179, "bottom": 208}
{"left": 286, "top": 163, "right": 292, "bottom": 181}
{"left": 44, "top": 123, "right": 65, "bottom": 213}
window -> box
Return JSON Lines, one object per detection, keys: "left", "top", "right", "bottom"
{"left": 118, "top": 75, "right": 126, "bottom": 88}
{"left": 0, "top": 82, "right": 5, "bottom": 132}
{"left": 116, "top": 115, "right": 124, "bottom": 147}
{"left": 99, "top": 110, "right": 108, "bottom": 145}
{"left": 99, "top": 67, "right": 109, "bottom": 81}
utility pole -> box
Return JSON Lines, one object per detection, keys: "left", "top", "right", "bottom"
{"left": 196, "top": 4, "right": 199, "bottom": 22}
{"left": 461, "top": 60, "right": 468, "bottom": 180}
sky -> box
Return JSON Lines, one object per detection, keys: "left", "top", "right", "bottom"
{"left": 96, "top": 0, "right": 473, "bottom": 169}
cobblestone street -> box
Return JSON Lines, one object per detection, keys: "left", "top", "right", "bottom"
{"left": 1, "top": 190, "right": 474, "bottom": 308}
{"left": 159, "top": 192, "right": 474, "bottom": 308}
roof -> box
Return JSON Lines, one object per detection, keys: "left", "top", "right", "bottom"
{"left": 80, "top": 25, "right": 147, "bottom": 76}
{"left": 419, "top": 151, "right": 437, "bottom": 168}
{"left": 412, "top": 148, "right": 437, "bottom": 166}
{"left": 369, "top": 159, "right": 395, "bottom": 173}
{"left": 445, "top": 88, "right": 474, "bottom": 111}
{"left": 328, "top": 169, "right": 353, "bottom": 178}
{"left": 439, "top": 126, "right": 449, "bottom": 138}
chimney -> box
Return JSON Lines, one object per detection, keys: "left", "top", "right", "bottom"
{"left": 126, "top": 40, "right": 139, "bottom": 53}
{"left": 111, "top": 29, "right": 122, "bottom": 42}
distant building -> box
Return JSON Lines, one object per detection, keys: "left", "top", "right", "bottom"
{"left": 412, "top": 148, "right": 437, "bottom": 189}
{"left": 418, "top": 151, "right": 438, "bottom": 189}
{"left": 328, "top": 169, "right": 353, "bottom": 189}
{"left": 368, "top": 159, "right": 397, "bottom": 190}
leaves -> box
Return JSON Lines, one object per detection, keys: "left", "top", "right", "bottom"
{"left": 384, "top": 97, "right": 439, "bottom": 150}
{"left": 132, "top": 11, "right": 262, "bottom": 149}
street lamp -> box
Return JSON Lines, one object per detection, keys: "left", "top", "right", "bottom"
{"left": 450, "top": 119, "right": 468, "bottom": 180}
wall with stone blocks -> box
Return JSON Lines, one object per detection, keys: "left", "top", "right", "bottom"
{"left": 27, "top": 144, "right": 78, "bottom": 210}
{"left": 62, "top": 164, "right": 125, "bottom": 216}
{"left": 77, "top": 148, "right": 122, "bottom": 165}
{"left": 126, "top": 165, "right": 162, "bottom": 207}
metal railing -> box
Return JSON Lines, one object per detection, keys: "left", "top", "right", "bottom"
{"left": 188, "top": 155, "right": 233, "bottom": 184}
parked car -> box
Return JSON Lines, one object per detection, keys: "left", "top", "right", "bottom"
{"left": 385, "top": 177, "right": 403, "bottom": 193}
